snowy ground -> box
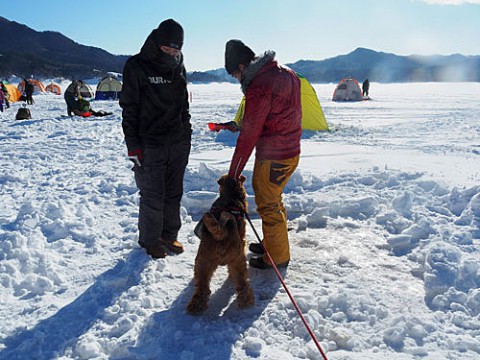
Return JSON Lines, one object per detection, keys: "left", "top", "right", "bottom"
{"left": 0, "top": 81, "right": 479, "bottom": 360}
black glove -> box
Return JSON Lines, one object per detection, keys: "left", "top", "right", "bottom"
{"left": 224, "top": 121, "right": 239, "bottom": 132}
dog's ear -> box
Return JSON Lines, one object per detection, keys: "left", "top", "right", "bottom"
{"left": 239, "top": 175, "right": 246, "bottom": 184}
{"left": 217, "top": 175, "right": 226, "bottom": 186}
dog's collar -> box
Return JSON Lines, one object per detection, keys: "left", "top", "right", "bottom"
{"left": 210, "top": 206, "right": 245, "bottom": 219}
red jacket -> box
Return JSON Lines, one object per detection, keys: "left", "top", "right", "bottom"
{"left": 228, "top": 59, "right": 302, "bottom": 179}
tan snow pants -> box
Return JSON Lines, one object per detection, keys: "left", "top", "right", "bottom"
{"left": 252, "top": 155, "right": 299, "bottom": 265}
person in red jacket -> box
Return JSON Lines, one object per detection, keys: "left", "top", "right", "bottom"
{"left": 224, "top": 40, "right": 302, "bottom": 269}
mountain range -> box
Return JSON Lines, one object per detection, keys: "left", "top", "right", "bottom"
{"left": 1, "top": 16, "right": 479, "bottom": 83}
{"left": 0, "top": 16, "right": 128, "bottom": 80}
{"left": 191, "top": 48, "right": 480, "bottom": 83}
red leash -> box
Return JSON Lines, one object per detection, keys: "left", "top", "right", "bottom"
{"left": 244, "top": 212, "right": 329, "bottom": 360}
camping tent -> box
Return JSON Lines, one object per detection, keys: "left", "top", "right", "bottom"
{"left": 17, "top": 79, "right": 46, "bottom": 94}
{"left": 65, "top": 81, "right": 95, "bottom": 98}
{"left": 297, "top": 73, "right": 328, "bottom": 130}
{"left": 94, "top": 76, "right": 122, "bottom": 100}
{"left": 3, "top": 83, "right": 21, "bottom": 103}
{"left": 79, "top": 83, "right": 94, "bottom": 98}
{"left": 332, "top": 77, "right": 364, "bottom": 101}
{"left": 45, "top": 82, "right": 62, "bottom": 95}
{"left": 233, "top": 73, "right": 329, "bottom": 131}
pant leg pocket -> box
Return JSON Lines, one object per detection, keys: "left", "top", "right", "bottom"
{"left": 269, "top": 162, "right": 290, "bottom": 186}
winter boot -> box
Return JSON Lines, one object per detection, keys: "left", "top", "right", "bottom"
{"left": 138, "top": 241, "right": 166, "bottom": 259}
{"left": 249, "top": 256, "right": 289, "bottom": 270}
{"left": 160, "top": 239, "right": 184, "bottom": 254}
{"left": 249, "top": 242, "right": 265, "bottom": 255}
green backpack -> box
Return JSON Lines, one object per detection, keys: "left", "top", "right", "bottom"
{"left": 77, "top": 98, "right": 91, "bottom": 112}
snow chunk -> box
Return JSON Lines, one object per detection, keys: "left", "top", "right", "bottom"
{"left": 15, "top": 273, "right": 54, "bottom": 297}
{"left": 243, "top": 336, "right": 265, "bottom": 357}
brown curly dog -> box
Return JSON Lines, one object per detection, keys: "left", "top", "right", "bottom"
{"left": 187, "top": 174, "right": 254, "bottom": 315}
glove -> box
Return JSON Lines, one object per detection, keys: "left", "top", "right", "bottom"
{"left": 128, "top": 149, "right": 143, "bottom": 167}
{"left": 207, "top": 121, "right": 239, "bottom": 132}
{"left": 224, "top": 121, "right": 239, "bottom": 132}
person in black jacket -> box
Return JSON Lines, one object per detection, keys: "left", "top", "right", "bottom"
{"left": 25, "top": 79, "right": 35, "bottom": 105}
{"left": 362, "top": 78, "right": 370, "bottom": 97}
{"left": 120, "top": 19, "right": 192, "bottom": 259}
{"left": 1, "top": 81, "right": 10, "bottom": 109}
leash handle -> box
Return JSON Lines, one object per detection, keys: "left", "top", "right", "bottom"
{"left": 243, "top": 212, "right": 328, "bottom": 360}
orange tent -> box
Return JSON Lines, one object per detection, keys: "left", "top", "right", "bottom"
{"left": 332, "top": 77, "right": 364, "bottom": 101}
{"left": 17, "top": 79, "right": 46, "bottom": 94}
{"left": 45, "top": 82, "right": 62, "bottom": 95}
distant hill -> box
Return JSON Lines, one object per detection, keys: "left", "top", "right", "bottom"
{"left": 190, "top": 48, "right": 480, "bottom": 84}
{"left": 0, "top": 16, "right": 128, "bottom": 79}
{"left": 287, "top": 47, "right": 480, "bottom": 83}
{"left": 1, "top": 17, "right": 478, "bottom": 83}
{"left": 188, "top": 68, "right": 235, "bottom": 84}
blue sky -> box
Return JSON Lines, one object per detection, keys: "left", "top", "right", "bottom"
{"left": 3, "top": 0, "right": 480, "bottom": 71}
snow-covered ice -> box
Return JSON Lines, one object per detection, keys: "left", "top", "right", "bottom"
{"left": 0, "top": 81, "right": 479, "bottom": 359}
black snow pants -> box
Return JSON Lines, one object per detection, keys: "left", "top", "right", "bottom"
{"left": 64, "top": 92, "right": 77, "bottom": 116}
{"left": 134, "top": 140, "right": 190, "bottom": 247}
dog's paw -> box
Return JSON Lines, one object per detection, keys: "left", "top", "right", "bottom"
{"left": 202, "top": 212, "right": 218, "bottom": 229}
{"left": 219, "top": 211, "right": 235, "bottom": 225}
{"left": 187, "top": 296, "right": 208, "bottom": 315}
{"left": 203, "top": 212, "right": 227, "bottom": 240}
{"left": 237, "top": 286, "right": 255, "bottom": 309}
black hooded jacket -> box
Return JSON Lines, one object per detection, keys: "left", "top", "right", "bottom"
{"left": 120, "top": 30, "right": 191, "bottom": 152}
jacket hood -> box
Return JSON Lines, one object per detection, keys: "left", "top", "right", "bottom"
{"left": 139, "top": 30, "right": 184, "bottom": 70}
{"left": 240, "top": 51, "right": 276, "bottom": 94}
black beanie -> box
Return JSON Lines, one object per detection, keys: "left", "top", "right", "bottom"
{"left": 154, "top": 19, "right": 184, "bottom": 50}
{"left": 225, "top": 40, "right": 255, "bottom": 75}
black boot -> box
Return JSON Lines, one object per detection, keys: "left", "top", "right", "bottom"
{"left": 248, "top": 242, "right": 265, "bottom": 255}
{"left": 249, "top": 256, "right": 289, "bottom": 270}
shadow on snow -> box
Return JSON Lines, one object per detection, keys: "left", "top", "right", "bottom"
{"left": 0, "top": 250, "right": 149, "bottom": 360}
{"left": 127, "top": 267, "right": 283, "bottom": 359}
